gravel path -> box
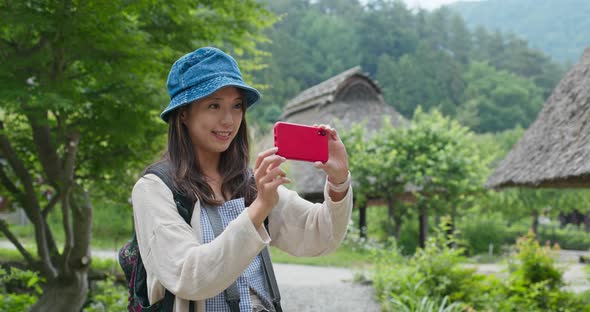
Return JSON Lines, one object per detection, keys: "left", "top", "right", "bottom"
{"left": 274, "top": 263, "right": 380, "bottom": 312}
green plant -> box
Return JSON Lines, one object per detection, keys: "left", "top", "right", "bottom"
{"left": 508, "top": 232, "right": 562, "bottom": 288}
{"left": 498, "top": 232, "right": 589, "bottom": 311}
{"left": 457, "top": 212, "right": 509, "bottom": 255}
{"left": 0, "top": 267, "right": 44, "bottom": 295}
{"left": 92, "top": 200, "right": 133, "bottom": 249}
{"left": 0, "top": 267, "right": 44, "bottom": 312}
{"left": 537, "top": 224, "right": 590, "bottom": 250}
{"left": 373, "top": 219, "right": 483, "bottom": 311}
{"left": 389, "top": 296, "right": 463, "bottom": 312}
{"left": 83, "top": 276, "right": 128, "bottom": 312}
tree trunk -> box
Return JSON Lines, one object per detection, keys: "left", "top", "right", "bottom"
{"left": 358, "top": 201, "right": 367, "bottom": 238}
{"left": 31, "top": 186, "right": 93, "bottom": 312}
{"left": 447, "top": 206, "right": 456, "bottom": 248}
{"left": 393, "top": 209, "right": 402, "bottom": 240}
{"left": 419, "top": 204, "right": 428, "bottom": 248}
{"left": 531, "top": 210, "right": 539, "bottom": 235}
{"left": 29, "top": 271, "right": 89, "bottom": 312}
{"left": 386, "top": 196, "right": 395, "bottom": 237}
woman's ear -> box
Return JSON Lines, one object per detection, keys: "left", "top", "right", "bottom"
{"left": 179, "top": 106, "right": 189, "bottom": 124}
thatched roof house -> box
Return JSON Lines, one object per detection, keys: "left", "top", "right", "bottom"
{"left": 262, "top": 66, "right": 405, "bottom": 201}
{"left": 486, "top": 47, "right": 590, "bottom": 189}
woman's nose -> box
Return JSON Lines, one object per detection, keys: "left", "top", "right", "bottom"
{"left": 221, "top": 109, "right": 234, "bottom": 126}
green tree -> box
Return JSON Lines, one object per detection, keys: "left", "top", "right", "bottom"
{"left": 345, "top": 110, "right": 486, "bottom": 247}
{"left": 360, "top": 0, "right": 418, "bottom": 74}
{"left": 378, "top": 44, "right": 464, "bottom": 119}
{"left": 251, "top": 0, "right": 361, "bottom": 130}
{"left": 342, "top": 120, "right": 407, "bottom": 239}
{"left": 458, "top": 62, "right": 544, "bottom": 133}
{"left": 0, "top": 1, "right": 273, "bottom": 310}
{"left": 397, "top": 109, "right": 486, "bottom": 247}
{"left": 447, "top": 14, "right": 472, "bottom": 65}
{"left": 451, "top": 0, "right": 590, "bottom": 63}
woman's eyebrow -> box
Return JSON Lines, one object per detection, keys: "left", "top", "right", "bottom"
{"left": 208, "top": 96, "right": 243, "bottom": 101}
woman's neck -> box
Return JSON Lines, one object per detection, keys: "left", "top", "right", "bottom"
{"left": 196, "top": 151, "right": 226, "bottom": 200}
{"left": 196, "top": 150, "right": 221, "bottom": 180}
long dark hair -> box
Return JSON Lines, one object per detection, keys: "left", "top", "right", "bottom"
{"left": 153, "top": 101, "right": 257, "bottom": 207}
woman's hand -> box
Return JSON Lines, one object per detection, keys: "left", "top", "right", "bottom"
{"left": 248, "top": 147, "right": 290, "bottom": 229}
{"left": 313, "top": 124, "right": 349, "bottom": 184}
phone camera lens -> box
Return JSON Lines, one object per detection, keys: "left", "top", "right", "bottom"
{"left": 319, "top": 130, "right": 327, "bottom": 136}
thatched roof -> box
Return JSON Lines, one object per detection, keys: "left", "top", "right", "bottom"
{"left": 486, "top": 47, "right": 590, "bottom": 189}
{"left": 258, "top": 67, "right": 405, "bottom": 200}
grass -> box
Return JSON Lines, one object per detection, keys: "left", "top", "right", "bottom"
{"left": 269, "top": 244, "right": 373, "bottom": 268}
{"left": 1, "top": 242, "right": 372, "bottom": 272}
{"left": 0, "top": 248, "right": 29, "bottom": 263}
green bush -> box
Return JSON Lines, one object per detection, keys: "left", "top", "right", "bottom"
{"left": 389, "top": 296, "right": 463, "bottom": 312}
{"left": 537, "top": 224, "right": 590, "bottom": 250}
{"left": 83, "top": 276, "right": 128, "bottom": 312}
{"left": 509, "top": 232, "right": 562, "bottom": 288}
{"left": 373, "top": 222, "right": 590, "bottom": 312}
{"left": 397, "top": 216, "right": 420, "bottom": 255}
{"left": 0, "top": 267, "right": 43, "bottom": 312}
{"left": 92, "top": 201, "right": 134, "bottom": 249}
{"left": 457, "top": 212, "right": 509, "bottom": 255}
{"left": 497, "top": 232, "right": 589, "bottom": 312}
{"left": 373, "top": 220, "right": 481, "bottom": 311}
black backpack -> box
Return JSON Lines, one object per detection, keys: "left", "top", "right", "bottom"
{"left": 118, "top": 162, "right": 194, "bottom": 311}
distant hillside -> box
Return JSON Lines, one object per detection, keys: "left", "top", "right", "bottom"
{"left": 448, "top": 0, "right": 590, "bottom": 63}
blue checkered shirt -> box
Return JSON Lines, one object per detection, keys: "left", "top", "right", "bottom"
{"left": 200, "top": 198, "right": 272, "bottom": 311}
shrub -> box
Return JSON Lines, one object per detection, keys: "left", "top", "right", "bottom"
{"left": 83, "top": 275, "right": 128, "bottom": 312}
{"left": 537, "top": 224, "right": 590, "bottom": 250}
{"left": 92, "top": 200, "right": 134, "bottom": 248}
{"left": 498, "top": 232, "right": 589, "bottom": 311}
{"left": 457, "top": 212, "right": 509, "bottom": 255}
{"left": 508, "top": 232, "right": 563, "bottom": 288}
{"left": 372, "top": 222, "right": 590, "bottom": 312}
{"left": 389, "top": 296, "right": 463, "bottom": 312}
{"left": 397, "top": 216, "right": 421, "bottom": 255}
{"left": 373, "top": 219, "right": 481, "bottom": 311}
{"left": 0, "top": 267, "right": 43, "bottom": 312}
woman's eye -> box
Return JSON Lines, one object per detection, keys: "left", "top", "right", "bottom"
{"left": 208, "top": 103, "right": 220, "bottom": 109}
{"left": 233, "top": 103, "right": 243, "bottom": 109}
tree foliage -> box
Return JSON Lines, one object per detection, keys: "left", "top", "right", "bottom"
{"left": 457, "top": 61, "right": 544, "bottom": 133}
{"left": 344, "top": 109, "right": 488, "bottom": 245}
{"left": 253, "top": 0, "right": 565, "bottom": 134}
{"left": 0, "top": 0, "right": 274, "bottom": 310}
{"left": 450, "top": 0, "right": 590, "bottom": 63}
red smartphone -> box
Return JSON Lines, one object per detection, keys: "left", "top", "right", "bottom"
{"left": 274, "top": 122, "right": 329, "bottom": 163}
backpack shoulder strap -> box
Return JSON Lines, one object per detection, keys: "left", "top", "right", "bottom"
{"left": 145, "top": 161, "right": 193, "bottom": 224}
{"left": 143, "top": 161, "right": 195, "bottom": 312}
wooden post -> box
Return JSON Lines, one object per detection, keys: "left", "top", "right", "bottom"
{"left": 358, "top": 202, "right": 367, "bottom": 239}
{"left": 419, "top": 203, "right": 428, "bottom": 248}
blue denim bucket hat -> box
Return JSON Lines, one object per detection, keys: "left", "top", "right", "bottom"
{"left": 161, "top": 47, "right": 261, "bottom": 122}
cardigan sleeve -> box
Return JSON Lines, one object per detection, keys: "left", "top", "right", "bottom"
{"left": 266, "top": 177, "right": 353, "bottom": 256}
{"left": 132, "top": 174, "right": 267, "bottom": 301}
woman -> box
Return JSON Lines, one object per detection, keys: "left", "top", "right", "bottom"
{"left": 132, "top": 47, "right": 353, "bottom": 311}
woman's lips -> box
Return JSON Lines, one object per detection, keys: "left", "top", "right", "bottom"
{"left": 212, "top": 131, "right": 231, "bottom": 141}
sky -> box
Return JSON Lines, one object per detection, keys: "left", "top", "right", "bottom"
{"left": 401, "top": 0, "right": 483, "bottom": 10}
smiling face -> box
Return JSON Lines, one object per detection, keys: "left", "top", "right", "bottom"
{"left": 180, "top": 87, "right": 245, "bottom": 162}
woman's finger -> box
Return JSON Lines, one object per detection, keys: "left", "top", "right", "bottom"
{"left": 258, "top": 166, "right": 286, "bottom": 185}
{"left": 314, "top": 161, "right": 326, "bottom": 169}
{"left": 316, "top": 124, "right": 339, "bottom": 140}
{"left": 254, "top": 147, "right": 279, "bottom": 170}
{"left": 268, "top": 176, "right": 291, "bottom": 190}
{"left": 254, "top": 154, "right": 284, "bottom": 180}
